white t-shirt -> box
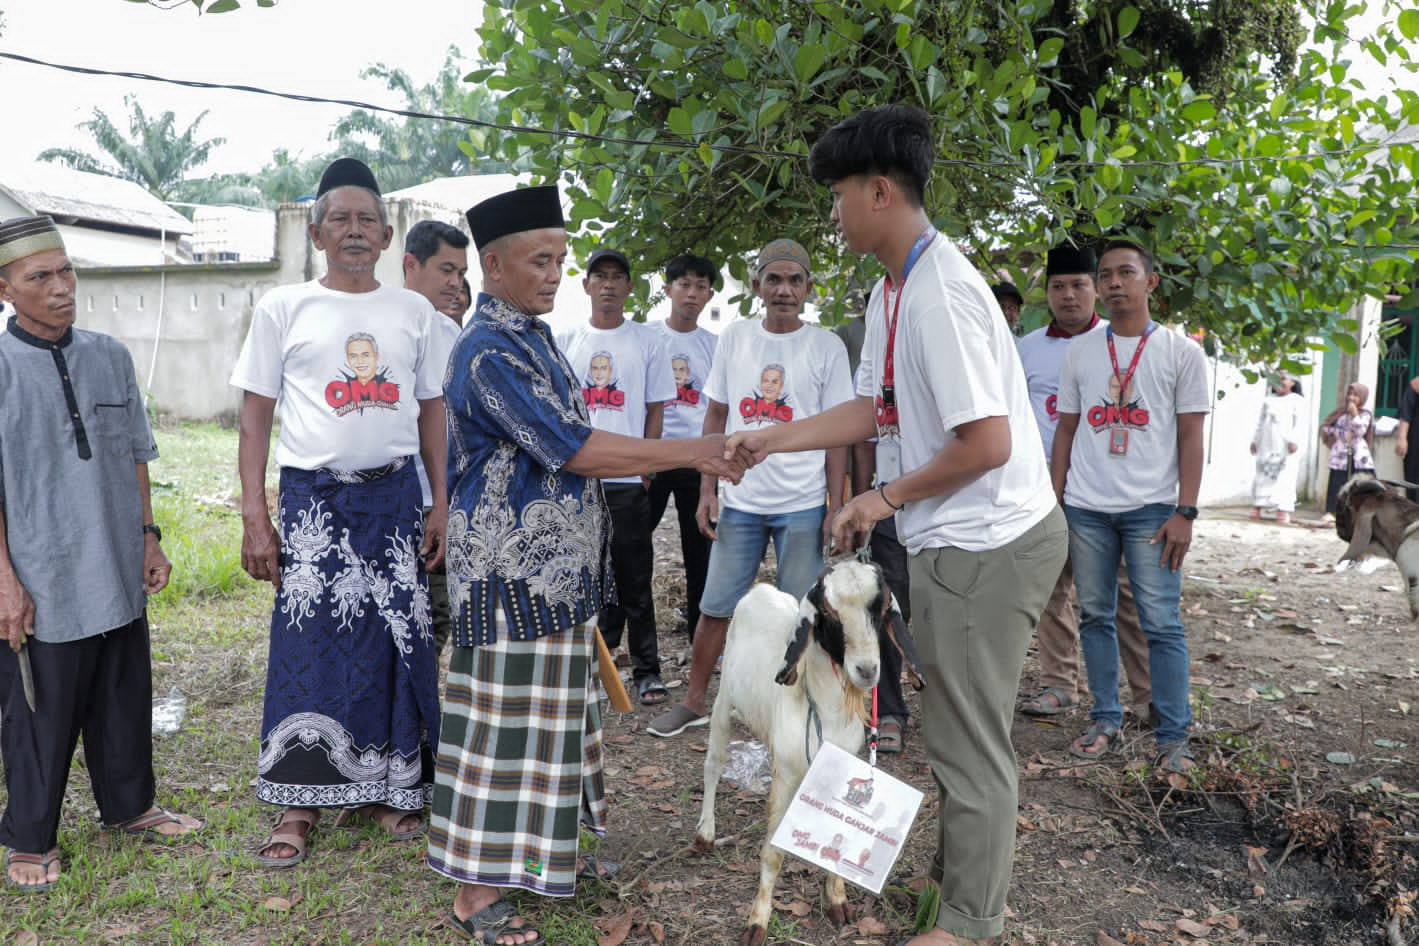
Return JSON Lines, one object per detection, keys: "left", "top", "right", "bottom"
{"left": 652, "top": 320, "right": 718, "bottom": 441}
{"left": 1015, "top": 319, "right": 1104, "bottom": 463}
{"left": 557, "top": 318, "right": 676, "bottom": 485}
{"left": 413, "top": 312, "right": 464, "bottom": 505}
{"left": 857, "top": 238, "right": 1055, "bottom": 554}
{"left": 229, "top": 280, "right": 443, "bottom": 471}
{"left": 705, "top": 319, "right": 854, "bottom": 515}
{"left": 1056, "top": 323, "right": 1211, "bottom": 513}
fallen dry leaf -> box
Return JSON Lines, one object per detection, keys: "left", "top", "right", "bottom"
{"left": 1244, "top": 844, "right": 1269, "bottom": 877}
{"left": 773, "top": 898, "right": 812, "bottom": 917}
{"left": 1175, "top": 917, "right": 1212, "bottom": 937}
{"left": 855, "top": 916, "right": 889, "bottom": 935}
{"left": 15, "top": 931, "right": 38, "bottom": 946}
{"left": 263, "top": 896, "right": 292, "bottom": 912}
{"left": 596, "top": 909, "right": 635, "bottom": 946}
{"left": 647, "top": 919, "right": 666, "bottom": 943}
{"left": 1096, "top": 932, "right": 1126, "bottom": 946}
{"left": 1138, "top": 918, "right": 1168, "bottom": 933}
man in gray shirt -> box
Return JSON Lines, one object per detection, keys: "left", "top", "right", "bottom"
{"left": 0, "top": 215, "right": 202, "bottom": 891}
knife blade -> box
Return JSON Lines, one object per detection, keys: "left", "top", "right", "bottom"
{"left": 17, "top": 640, "right": 35, "bottom": 712}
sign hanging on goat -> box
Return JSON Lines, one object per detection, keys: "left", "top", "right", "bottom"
{"left": 769, "top": 741, "right": 923, "bottom": 894}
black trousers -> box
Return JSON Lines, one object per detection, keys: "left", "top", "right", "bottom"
{"left": 600, "top": 482, "right": 661, "bottom": 681}
{"left": 870, "top": 518, "right": 914, "bottom": 723}
{"left": 647, "top": 466, "right": 711, "bottom": 640}
{"left": 0, "top": 616, "right": 156, "bottom": 853}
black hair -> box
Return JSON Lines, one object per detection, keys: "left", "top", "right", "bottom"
{"left": 808, "top": 105, "right": 934, "bottom": 207}
{"left": 1099, "top": 239, "right": 1155, "bottom": 275}
{"left": 991, "top": 282, "right": 1024, "bottom": 305}
{"left": 404, "top": 220, "right": 470, "bottom": 263}
{"left": 665, "top": 253, "right": 718, "bottom": 287}
{"left": 460, "top": 277, "right": 472, "bottom": 298}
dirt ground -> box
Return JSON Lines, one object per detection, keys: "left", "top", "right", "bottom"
{"left": 593, "top": 505, "right": 1419, "bottom": 946}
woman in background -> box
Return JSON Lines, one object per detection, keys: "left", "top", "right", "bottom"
{"left": 1249, "top": 372, "right": 1305, "bottom": 524}
{"left": 1321, "top": 381, "right": 1375, "bottom": 521}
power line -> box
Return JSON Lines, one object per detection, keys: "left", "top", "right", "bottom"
{"left": 0, "top": 49, "right": 1408, "bottom": 175}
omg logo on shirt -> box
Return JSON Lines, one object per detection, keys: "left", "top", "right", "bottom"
{"left": 327, "top": 332, "right": 400, "bottom": 416}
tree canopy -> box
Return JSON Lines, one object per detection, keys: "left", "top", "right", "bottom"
{"left": 467, "top": 0, "right": 1417, "bottom": 367}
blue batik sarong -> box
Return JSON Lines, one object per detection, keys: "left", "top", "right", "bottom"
{"left": 256, "top": 461, "right": 439, "bottom": 812}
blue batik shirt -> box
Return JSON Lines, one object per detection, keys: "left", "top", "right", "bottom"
{"left": 444, "top": 292, "right": 614, "bottom": 645}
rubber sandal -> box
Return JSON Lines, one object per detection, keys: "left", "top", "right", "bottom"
{"left": 576, "top": 854, "right": 620, "bottom": 882}
{"left": 1157, "top": 742, "right": 1196, "bottom": 775}
{"left": 1068, "top": 720, "right": 1120, "bottom": 760}
{"left": 447, "top": 898, "right": 546, "bottom": 945}
{"left": 256, "top": 808, "right": 319, "bottom": 869}
{"left": 334, "top": 804, "right": 425, "bottom": 840}
{"left": 1021, "top": 686, "right": 1078, "bottom": 717}
{"left": 877, "top": 717, "right": 905, "bottom": 754}
{"left": 646, "top": 702, "right": 707, "bottom": 738}
{"left": 108, "top": 805, "right": 205, "bottom": 841}
{"left": 637, "top": 675, "right": 670, "bottom": 705}
{"left": 4, "top": 849, "right": 58, "bottom": 892}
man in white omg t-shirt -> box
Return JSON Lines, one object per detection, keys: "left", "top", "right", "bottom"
{"left": 557, "top": 248, "right": 676, "bottom": 705}
{"left": 647, "top": 238, "right": 853, "bottom": 738}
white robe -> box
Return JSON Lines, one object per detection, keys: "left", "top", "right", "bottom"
{"left": 1252, "top": 392, "right": 1305, "bottom": 511}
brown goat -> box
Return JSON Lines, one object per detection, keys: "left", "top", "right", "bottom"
{"left": 1334, "top": 473, "right": 1419, "bottom": 620}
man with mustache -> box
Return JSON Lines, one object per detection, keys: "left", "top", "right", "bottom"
{"left": 0, "top": 215, "right": 202, "bottom": 891}
{"left": 231, "top": 157, "right": 447, "bottom": 869}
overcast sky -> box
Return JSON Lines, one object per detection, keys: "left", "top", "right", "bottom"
{"left": 0, "top": 0, "right": 1410, "bottom": 188}
{"left": 0, "top": 0, "right": 480, "bottom": 179}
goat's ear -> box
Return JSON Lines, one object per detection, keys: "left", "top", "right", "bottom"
{"left": 885, "top": 595, "right": 926, "bottom": 690}
{"left": 775, "top": 594, "right": 820, "bottom": 686}
{"left": 1339, "top": 504, "right": 1378, "bottom": 563}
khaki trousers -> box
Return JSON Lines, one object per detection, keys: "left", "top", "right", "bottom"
{"left": 910, "top": 506, "right": 1068, "bottom": 940}
{"left": 1034, "top": 558, "right": 1152, "bottom": 712}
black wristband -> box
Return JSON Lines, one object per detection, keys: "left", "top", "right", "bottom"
{"left": 878, "top": 482, "right": 904, "bottom": 511}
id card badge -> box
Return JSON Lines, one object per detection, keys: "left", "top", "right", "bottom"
{"left": 1108, "top": 426, "right": 1129, "bottom": 457}
{"left": 876, "top": 437, "right": 903, "bottom": 482}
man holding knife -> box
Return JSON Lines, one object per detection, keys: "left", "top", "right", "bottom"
{"left": 0, "top": 216, "right": 201, "bottom": 892}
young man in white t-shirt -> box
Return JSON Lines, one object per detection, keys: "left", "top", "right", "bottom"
{"left": 729, "top": 107, "right": 1069, "bottom": 946}
{"left": 557, "top": 248, "right": 676, "bottom": 705}
{"left": 402, "top": 219, "right": 469, "bottom": 654}
{"left": 1051, "top": 239, "right": 1209, "bottom": 776}
{"left": 1015, "top": 245, "right": 1152, "bottom": 725}
{"left": 649, "top": 254, "right": 719, "bottom": 643}
{"left": 646, "top": 239, "right": 853, "bottom": 739}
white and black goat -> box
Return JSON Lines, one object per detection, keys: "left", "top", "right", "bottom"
{"left": 694, "top": 559, "right": 923, "bottom": 946}
{"left": 1335, "top": 473, "right": 1419, "bottom": 620}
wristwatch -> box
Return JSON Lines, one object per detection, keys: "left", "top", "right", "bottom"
{"left": 1174, "top": 505, "right": 1199, "bottom": 521}
{"left": 143, "top": 523, "right": 163, "bottom": 541}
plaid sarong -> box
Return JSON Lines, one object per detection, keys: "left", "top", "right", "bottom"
{"left": 427, "top": 614, "right": 607, "bottom": 897}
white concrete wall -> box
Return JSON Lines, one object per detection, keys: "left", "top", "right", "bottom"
{"left": 77, "top": 263, "right": 281, "bottom": 421}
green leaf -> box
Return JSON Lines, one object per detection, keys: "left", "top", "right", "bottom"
{"left": 1181, "top": 100, "right": 1216, "bottom": 123}
{"left": 1117, "top": 6, "right": 1140, "bottom": 39}
{"left": 202, "top": 0, "right": 241, "bottom": 11}
{"left": 794, "top": 43, "right": 827, "bottom": 83}
{"left": 1037, "top": 37, "right": 1064, "bottom": 66}
{"left": 667, "top": 107, "right": 693, "bottom": 137}
{"left": 1333, "top": 332, "right": 1359, "bottom": 355}
{"left": 1399, "top": 9, "right": 1419, "bottom": 41}
{"left": 723, "top": 59, "right": 749, "bottom": 81}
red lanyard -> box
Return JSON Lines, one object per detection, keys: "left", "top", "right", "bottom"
{"left": 1106, "top": 322, "right": 1155, "bottom": 408}
{"left": 880, "top": 227, "right": 936, "bottom": 407}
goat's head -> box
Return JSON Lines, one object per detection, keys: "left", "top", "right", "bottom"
{"left": 1335, "top": 472, "right": 1419, "bottom": 564}
{"left": 1334, "top": 473, "right": 1387, "bottom": 547}
{"left": 774, "top": 560, "right": 925, "bottom": 694}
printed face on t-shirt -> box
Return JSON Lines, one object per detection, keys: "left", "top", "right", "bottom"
{"left": 1087, "top": 370, "right": 1147, "bottom": 433}
{"left": 671, "top": 354, "right": 701, "bottom": 406}
{"left": 673, "top": 356, "right": 690, "bottom": 387}
{"left": 346, "top": 337, "right": 379, "bottom": 382}
{"left": 582, "top": 351, "right": 624, "bottom": 410}
{"left": 760, "top": 366, "right": 784, "bottom": 402}
{"left": 738, "top": 363, "right": 793, "bottom": 424}
{"left": 326, "top": 332, "right": 399, "bottom": 416}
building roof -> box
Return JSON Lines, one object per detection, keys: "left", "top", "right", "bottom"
{"left": 0, "top": 163, "right": 193, "bottom": 237}
{"left": 384, "top": 173, "right": 534, "bottom": 215}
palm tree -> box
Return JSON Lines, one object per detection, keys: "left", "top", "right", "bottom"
{"left": 39, "top": 95, "right": 226, "bottom": 201}
{"left": 331, "top": 47, "right": 508, "bottom": 191}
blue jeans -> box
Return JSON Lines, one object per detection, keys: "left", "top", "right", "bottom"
{"left": 698, "top": 504, "right": 825, "bottom": 617}
{"left": 1064, "top": 503, "right": 1191, "bottom": 747}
